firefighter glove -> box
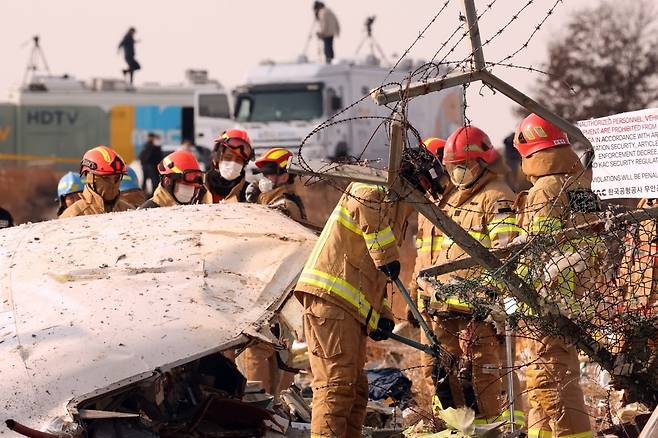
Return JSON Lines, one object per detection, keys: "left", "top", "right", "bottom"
{"left": 378, "top": 260, "right": 401, "bottom": 281}
{"left": 245, "top": 182, "right": 261, "bottom": 203}
{"left": 369, "top": 317, "right": 395, "bottom": 341}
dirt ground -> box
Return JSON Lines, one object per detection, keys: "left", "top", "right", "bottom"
{"left": 0, "top": 166, "right": 61, "bottom": 225}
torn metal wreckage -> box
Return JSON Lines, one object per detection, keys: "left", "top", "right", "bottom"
{"left": 0, "top": 203, "right": 317, "bottom": 438}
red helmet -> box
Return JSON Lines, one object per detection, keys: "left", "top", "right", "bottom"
{"left": 80, "top": 146, "right": 127, "bottom": 176}
{"left": 255, "top": 148, "right": 293, "bottom": 174}
{"left": 513, "top": 113, "right": 570, "bottom": 158}
{"left": 443, "top": 126, "right": 498, "bottom": 165}
{"left": 213, "top": 128, "right": 254, "bottom": 161}
{"left": 157, "top": 150, "right": 203, "bottom": 185}
{"left": 422, "top": 137, "right": 446, "bottom": 159}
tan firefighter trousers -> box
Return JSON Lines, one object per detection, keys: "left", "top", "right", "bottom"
{"left": 526, "top": 336, "right": 592, "bottom": 438}
{"left": 303, "top": 294, "right": 368, "bottom": 438}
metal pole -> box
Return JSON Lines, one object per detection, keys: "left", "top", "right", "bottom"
{"left": 480, "top": 71, "right": 594, "bottom": 151}
{"left": 373, "top": 70, "right": 482, "bottom": 105}
{"left": 393, "top": 278, "right": 440, "bottom": 348}
{"left": 462, "top": 0, "right": 486, "bottom": 71}
{"left": 505, "top": 322, "right": 516, "bottom": 433}
{"left": 383, "top": 330, "right": 441, "bottom": 358}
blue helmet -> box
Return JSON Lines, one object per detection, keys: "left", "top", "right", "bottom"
{"left": 57, "top": 171, "right": 84, "bottom": 198}
{"left": 121, "top": 167, "right": 141, "bottom": 191}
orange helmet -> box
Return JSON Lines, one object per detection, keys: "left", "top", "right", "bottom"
{"left": 213, "top": 128, "right": 254, "bottom": 161}
{"left": 80, "top": 146, "right": 127, "bottom": 176}
{"left": 157, "top": 150, "right": 203, "bottom": 185}
{"left": 514, "top": 113, "right": 570, "bottom": 158}
{"left": 443, "top": 126, "right": 498, "bottom": 165}
{"left": 255, "top": 148, "right": 293, "bottom": 174}
{"left": 422, "top": 137, "right": 446, "bottom": 160}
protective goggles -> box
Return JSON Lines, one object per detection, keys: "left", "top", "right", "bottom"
{"left": 219, "top": 137, "right": 253, "bottom": 160}
{"left": 254, "top": 162, "right": 284, "bottom": 176}
{"left": 171, "top": 170, "right": 204, "bottom": 185}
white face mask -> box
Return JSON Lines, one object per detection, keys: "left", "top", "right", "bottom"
{"left": 218, "top": 161, "right": 243, "bottom": 181}
{"left": 447, "top": 162, "right": 482, "bottom": 188}
{"left": 173, "top": 183, "right": 197, "bottom": 204}
{"left": 258, "top": 177, "right": 275, "bottom": 193}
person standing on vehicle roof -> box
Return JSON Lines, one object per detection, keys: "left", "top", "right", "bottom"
{"left": 118, "top": 27, "right": 141, "bottom": 85}
{"left": 119, "top": 167, "right": 147, "bottom": 208}
{"left": 202, "top": 129, "right": 254, "bottom": 203}
{"left": 139, "top": 150, "right": 204, "bottom": 209}
{"left": 314, "top": 2, "right": 340, "bottom": 64}
{"left": 60, "top": 146, "right": 133, "bottom": 218}
{"left": 56, "top": 171, "right": 84, "bottom": 216}
{"left": 246, "top": 148, "right": 307, "bottom": 223}
{"left": 513, "top": 113, "right": 597, "bottom": 438}
{"left": 294, "top": 148, "right": 445, "bottom": 438}
{"left": 417, "top": 126, "right": 523, "bottom": 425}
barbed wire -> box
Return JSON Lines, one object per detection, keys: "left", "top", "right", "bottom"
{"left": 288, "top": 1, "right": 658, "bottom": 432}
{"left": 493, "top": 0, "right": 565, "bottom": 66}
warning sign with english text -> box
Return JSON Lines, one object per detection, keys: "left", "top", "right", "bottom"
{"left": 579, "top": 108, "right": 658, "bottom": 199}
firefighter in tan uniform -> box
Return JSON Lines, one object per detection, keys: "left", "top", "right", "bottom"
{"left": 513, "top": 113, "right": 595, "bottom": 438}
{"left": 239, "top": 148, "right": 306, "bottom": 396}
{"left": 202, "top": 129, "right": 253, "bottom": 203}
{"left": 620, "top": 198, "right": 658, "bottom": 314}
{"left": 618, "top": 198, "right": 658, "bottom": 359}
{"left": 139, "top": 150, "right": 204, "bottom": 209}
{"left": 60, "top": 146, "right": 133, "bottom": 218}
{"left": 246, "top": 148, "right": 307, "bottom": 223}
{"left": 294, "top": 182, "right": 415, "bottom": 438}
{"left": 119, "top": 167, "right": 147, "bottom": 208}
{"left": 416, "top": 126, "right": 522, "bottom": 424}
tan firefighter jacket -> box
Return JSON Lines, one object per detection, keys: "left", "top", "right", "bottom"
{"left": 295, "top": 182, "right": 414, "bottom": 332}
{"left": 419, "top": 171, "right": 520, "bottom": 313}
{"left": 409, "top": 187, "right": 454, "bottom": 310}
{"left": 138, "top": 185, "right": 178, "bottom": 209}
{"left": 60, "top": 185, "right": 133, "bottom": 218}
{"left": 119, "top": 189, "right": 146, "bottom": 208}
{"left": 202, "top": 179, "right": 248, "bottom": 204}
{"left": 619, "top": 198, "right": 658, "bottom": 315}
{"left": 516, "top": 146, "right": 603, "bottom": 315}
{"left": 257, "top": 181, "right": 307, "bottom": 224}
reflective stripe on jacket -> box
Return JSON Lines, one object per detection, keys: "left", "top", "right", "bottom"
{"left": 295, "top": 182, "right": 412, "bottom": 331}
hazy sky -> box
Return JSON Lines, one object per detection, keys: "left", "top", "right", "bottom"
{"left": 0, "top": 0, "right": 611, "bottom": 146}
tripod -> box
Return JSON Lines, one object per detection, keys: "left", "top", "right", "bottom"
{"left": 354, "top": 16, "right": 390, "bottom": 65}
{"left": 22, "top": 35, "right": 51, "bottom": 86}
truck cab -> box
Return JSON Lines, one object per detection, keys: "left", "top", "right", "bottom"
{"left": 194, "top": 90, "right": 233, "bottom": 150}
{"left": 233, "top": 59, "right": 463, "bottom": 167}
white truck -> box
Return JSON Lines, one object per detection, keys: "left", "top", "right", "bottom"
{"left": 2, "top": 70, "right": 233, "bottom": 168}
{"left": 228, "top": 58, "right": 463, "bottom": 165}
